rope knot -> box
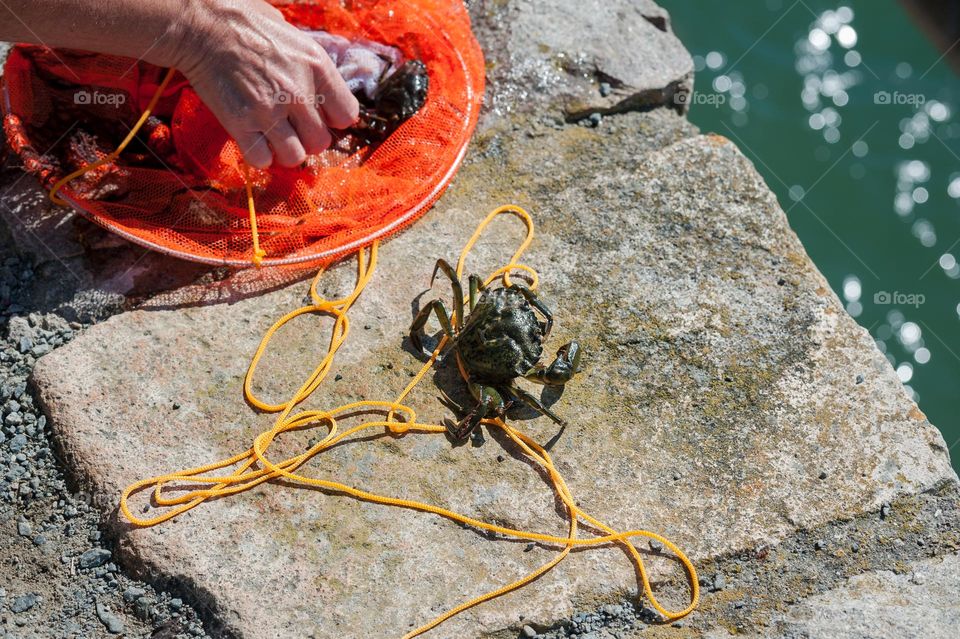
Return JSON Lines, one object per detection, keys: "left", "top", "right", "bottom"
{"left": 387, "top": 421, "right": 411, "bottom": 435}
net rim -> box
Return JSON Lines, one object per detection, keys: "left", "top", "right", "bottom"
{"left": 53, "top": 131, "right": 472, "bottom": 267}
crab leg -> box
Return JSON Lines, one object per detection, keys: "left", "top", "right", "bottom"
{"left": 506, "top": 384, "right": 565, "bottom": 427}
{"left": 468, "top": 274, "right": 484, "bottom": 312}
{"left": 431, "top": 258, "right": 465, "bottom": 331}
{"left": 409, "top": 299, "right": 454, "bottom": 356}
{"left": 448, "top": 383, "right": 507, "bottom": 441}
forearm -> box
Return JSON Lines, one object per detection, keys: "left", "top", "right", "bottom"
{"left": 0, "top": 0, "right": 358, "bottom": 168}
{"left": 0, "top": 0, "right": 202, "bottom": 68}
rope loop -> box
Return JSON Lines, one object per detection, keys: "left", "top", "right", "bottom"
{"left": 117, "top": 205, "right": 698, "bottom": 635}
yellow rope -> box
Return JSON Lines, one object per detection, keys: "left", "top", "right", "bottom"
{"left": 41, "top": 62, "right": 698, "bottom": 636}
{"left": 118, "top": 204, "right": 699, "bottom": 635}
{"left": 243, "top": 162, "right": 267, "bottom": 267}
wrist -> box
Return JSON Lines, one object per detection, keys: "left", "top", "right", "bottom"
{"left": 148, "top": 0, "right": 215, "bottom": 72}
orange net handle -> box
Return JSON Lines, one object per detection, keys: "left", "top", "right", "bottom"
{"left": 118, "top": 204, "right": 699, "bottom": 636}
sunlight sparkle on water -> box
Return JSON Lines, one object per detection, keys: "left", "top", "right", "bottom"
{"left": 947, "top": 176, "right": 960, "bottom": 199}
{"left": 842, "top": 275, "right": 861, "bottom": 301}
{"left": 897, "top": 362, "right": 914, "bottom": 383}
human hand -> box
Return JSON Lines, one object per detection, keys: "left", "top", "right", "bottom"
{"left": 176, "top": 0, "right": 359, "bottom": 168}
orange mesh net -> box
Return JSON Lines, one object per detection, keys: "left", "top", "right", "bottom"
{"left": 1, "top": 0, "right": 484, "bottom": 266}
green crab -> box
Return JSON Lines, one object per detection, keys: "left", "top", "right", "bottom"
{"left": 410, "top": 259, "right": 583, "bottom": 442}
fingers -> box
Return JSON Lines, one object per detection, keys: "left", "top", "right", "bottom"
{"left": 239, "top": 106, "right": 331, "bottom": 168}
{"left": 264, "top": 118, "right": 307, "bottom": 168}
{"left": 235, "top": 131, "right": 273, "bottom": 169}
{"left": 289, "top": 103, "right": 332, "bottom": 155}
{"left": 313, "top": 52, "right": 360, "bottom": 130}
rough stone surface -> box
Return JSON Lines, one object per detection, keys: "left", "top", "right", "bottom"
{"left": 773, "top": 553, "right": 960, "bottom": 639}
{"left": 470, "top": 0, "right": 693, "bottom": 118}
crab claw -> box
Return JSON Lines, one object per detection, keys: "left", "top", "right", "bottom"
{"left": 525, "top": 341, "right": 583, "bottom": 385}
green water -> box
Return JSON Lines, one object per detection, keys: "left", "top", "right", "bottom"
{"left": 659, "top": 0, "right": 960, "bottom": 472}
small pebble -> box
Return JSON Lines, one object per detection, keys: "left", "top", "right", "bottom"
{"left": 79, "top": 548, "right": 112, "bottom": 569}
{"left": 334, "top": 374, "right": 343, "bottom": 382}
{"left": 818, "top": 471, "right": 828, "bottom": 480}
{"left": 711, "top": 572, "right": 726, "bottom": 591}
{"left": 588, "top": 112, "right": 602, "bottom": 127}
{"left": 814, "top": 539, "right": 826, "bottom": 551}
{"left": 599, "top": 82, "right": 612, "bottom": 97}
{"left": 17, "top": 520, "right": 32, "bottom": 537}
{"left": 10, "top": 593, "right": 37, "bottom": 613}
{"left": 134, "top": 596, "right": 154, "bottom": 621}
{"left": 880, "top": 502, "right": 891, "bottom": 519}
{"left": 856, "top": 374, "right": 864, "bottom": 384}
{"left": 8, "top": 433, "right": 26, "bottom": 452}
{"left": 648, "top": 539, "right": 663, "bottom": 553}
{"left": 169, "top": 597, "right": 183, "bottom": 611}
{"left": 851, "top": 542, "right": 860, "bottom": 553}
{"left": 521, "top": 625, "right": 537, "bottom": 637}
{"left": 123, "top": 587, "right": 146, "bottom": 603}
{"left": 95, "top": 602, "right": 124, "bottom": 634}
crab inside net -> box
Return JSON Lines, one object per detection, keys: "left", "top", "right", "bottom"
{"left": 0, "top": 0, "right": 484, "bottom": 266}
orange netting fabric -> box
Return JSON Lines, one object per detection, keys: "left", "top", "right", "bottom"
{"left": 0, "top": 0, "right": 484, "bottom": 266}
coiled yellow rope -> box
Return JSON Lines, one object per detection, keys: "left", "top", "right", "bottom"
{"left": 118, "top": 205, "right": 699, "bottom": 636}
{"left": 45, "top": 64, "right": 698, "bottom": 637}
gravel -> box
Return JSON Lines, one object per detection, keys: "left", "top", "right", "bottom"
{"left": 0, "top": 246, "right": 211, "bottom": 637}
